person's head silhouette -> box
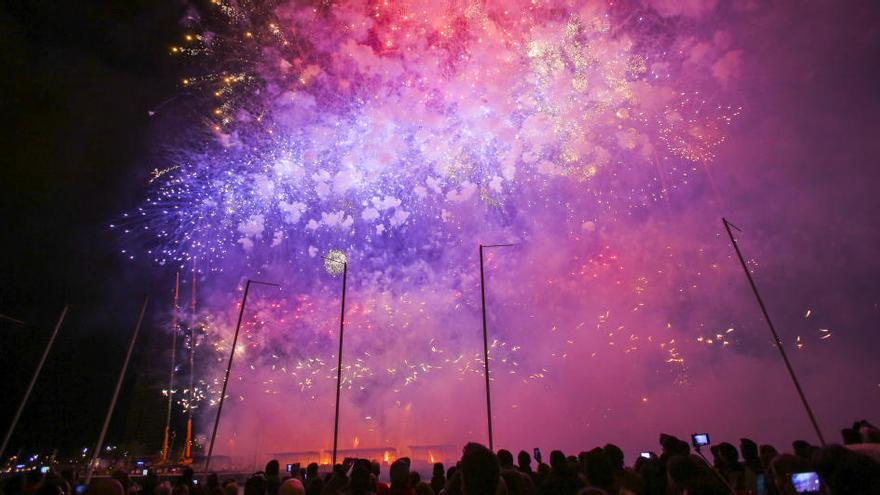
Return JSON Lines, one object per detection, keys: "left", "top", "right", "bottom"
{"left": 460, "top": 443, "right": 499, "bottom": 495}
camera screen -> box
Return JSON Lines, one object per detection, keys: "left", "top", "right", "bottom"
{"left": 692, "top": 433, "right": 710, "bottom": 446}
{"left": 640, "top": 452, "right": 651, "bottom": 459}
{"left": 791, "top": 472, "right": 820, "bottom": 493}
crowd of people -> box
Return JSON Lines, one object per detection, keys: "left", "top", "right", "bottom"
{"left": 2, "top": 421, "right": 879, "bottom": 495}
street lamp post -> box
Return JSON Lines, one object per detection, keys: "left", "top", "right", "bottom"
{"left": 722, "top": 218, "right": 825, "bottom": 446}
{"left": 204, "top": 279, "right": 279, "bottom": 473}
{"left": 479, "top": 243, "right": 513, "bottom": 452}
{"left": 323, "top": 251, "right": 348, "bottom": 467}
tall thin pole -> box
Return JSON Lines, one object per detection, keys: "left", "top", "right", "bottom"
{"left": 86, "top": 298, "right": 149, "bottom": 484}
{"left": 161, "top": 273, "right": 180, "bottom": 463}
{"left": 479, "top": 245, "right": 494, "bottom": 452}
{"left": 204, "top": 280, "right": 278, "bottom": 473}
{"left": 478, "top": 243, "right": 513, "bottom": 452}
{"left": 185, "top": 262, "right": 196, "bottom": 461}
{"left": 331, "top": 262, "right": 348, "bottom": 467}
{"left": 722, "top": 218, "right": 826, "bottom": 446}
{"left": 0, "top": 305, "right": 69, "bottom": 461}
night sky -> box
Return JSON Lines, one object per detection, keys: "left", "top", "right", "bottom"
{"left": 2, "top": 0, "right": 880, "bottom": 463}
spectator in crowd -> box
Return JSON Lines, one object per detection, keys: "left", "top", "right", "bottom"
{"left": 306, "top": 463, "right": 324, "bottom": 495}
{"left": 538, "top": 450, "right": 582, "bottom": 495}
{"left": 349, "top": 464, "right": 374, "bottom": 495}
{"left": 373, "top": 461, "right": 390, "bottom": 495}
{"left": 7, "top": 419, "right": 880, "bottom": 495}
{"left": 221, "top": 480, "right": 237, "bottom": 495}
{"left": 430, "top": 463, "right": 446, "bottom": 495}
{"left": 266, "top": 460, "right": 282, "bottom": 495}
{"left": 666, "top": 455, "right": 727, "bottom": 495}
{"left": 739, "top": 438, "right": 762, "bottom": 476}
{"left": 602, "top": 444, "right": 643, "bottom": 495}
{"left": 791, "top": 441, "right": 814, "bottom": 462}
{"left": 389, "top": 459, "right": 413, "bottom": 495}
{"left": 321, "top": 465, "right": 348, "bottom": 495}
{"left": 245, "top": 473, "right": 267, "bottom": 495}
{"left": 459, "top": 443, "right": 500, "bottom": 495}
{"left": 497, "top": 449, "right": 533, "bottom": 495}
{"left": 715, "top": 442, "right": 755, "bottom": 492}
{"left": 767, "top": 454, "right": 810, "bottom": 495}
{"left": 813, "top": 444, "right": 880, "bottom": 495}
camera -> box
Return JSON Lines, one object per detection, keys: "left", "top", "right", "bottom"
{"left": 790, "top": 472, "right": 820, "bottom": 494}
{"left": 691, "top": 433, "right": 710, "bottom": 448}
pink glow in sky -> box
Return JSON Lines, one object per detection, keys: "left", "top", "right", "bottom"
{"left": 129, "top": 0, "right": 880, "bottom": 466}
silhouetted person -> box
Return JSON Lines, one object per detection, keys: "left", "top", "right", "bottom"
{"left": 759, "top": 445, "right": 779, "bottom": 471}
{"left": 602, "top": 444, "right": 644, "bottom": 495}
{"left": 372, "top": 461, "right": 389, "bottom": 495}
{"left": 516, "top": 452, "right": 533, "bottom": 478}
{"left": 768, "top": 454, "right": 810, "bottom": 495}
{"left": 716, "top": 442, "right": 754, "bottom": 492}
{"left": 322, "top": 465, "right": 348, "bottom": 495}
{"left": 539, "top": 451, "right": 582, "bottom": 495}
{"left": 580, "top": 448, "right": 612, "bottom": 494}
{"left": 223, "top": 481, "right": 238, "bottom": 495}
{"left": 535, "top": 464, "right": 550, "bottom": 489}
{"left": 739, "top": 439, "right": 762, "bottom": 475}
{"left": 842, "top": 428, "right": 862, "bottom": 445}
{"left": 178, "top": 469, "right": 195, "bottom": 493}
{"left": 306, "top": 464, "right": 324, "bottom": 495}
{"left": 430, "top": 463, "right": 446, "bottom": 495}
{"left": 813, "top": 444, "right": 880, "bottom": 495}
{"left": 279, "top": 479, "right": 305, "bottom": 495}
{"left": 350, "top": 464, "right": 375, "bottom": 495}
{"left": 246, "top": 473, "right": 269, "bottom": 495}
{"left": 266, "top": 460, "right": 282, "bottom": 495}
{"left": 666, "top": 455, "right": 727, "bottom": 495}
{"left": 389, "top": 459, "right": 413, "bottom": 495}
{"left": 497, "top": 450, "right": 532, "bottom": 495}
{"left": 791, "top": 440, "right": 813, "bottom": 461}
{"left": 460, "top": 443, "right": 499, "bottom": 495}
{"left": 635, "top": 458, "right": 664, "bottom": 495}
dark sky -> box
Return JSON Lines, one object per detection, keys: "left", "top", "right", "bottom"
{"left": 0, "top": 0, "right": 186, "bottom": 456}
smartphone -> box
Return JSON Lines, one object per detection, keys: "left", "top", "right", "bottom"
{"left": 533, "top": 448, "right": 542, "bottom": 464}
{"left": 142, "top": 469, "right": 149, "bottom": 476}
{"left": 639, "top": 452, "right": 651, "bottom": 459}
{"left": 790, "top": 472, "right": 820, "bottom": 494}
{"left": 40, "top": 466, "right": 50, "bottom": 474}
{"left": 75, "top": 485, "right": 88, "bottom": 495}
{"left": 691, "top": 433, "right": 710, "bottom": 447}
{"left": 193, "top": 480, "right": 199, "bottom": 486}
